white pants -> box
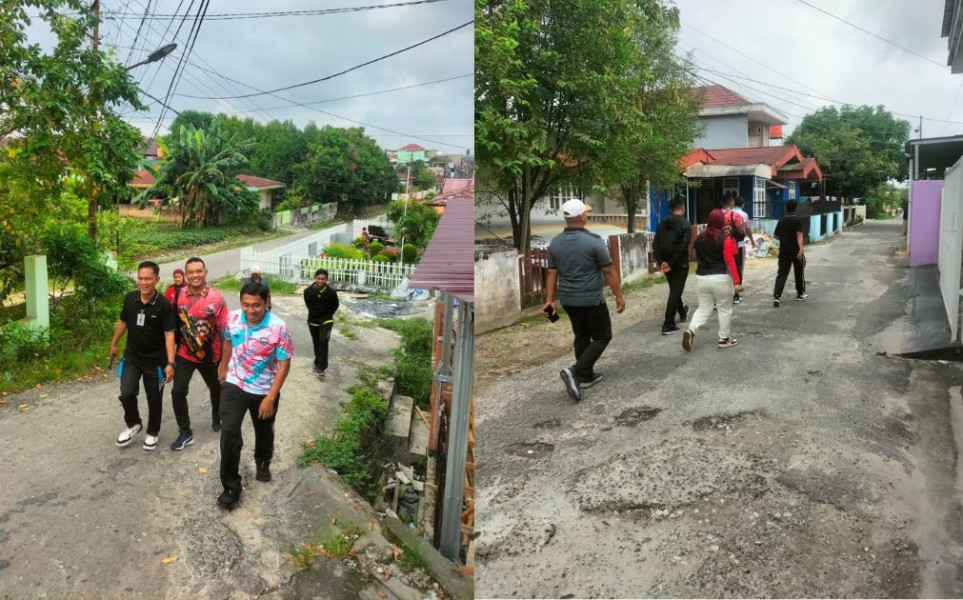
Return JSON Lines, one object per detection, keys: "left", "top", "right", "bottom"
{"left": 688, "top": 274, "right": 734, "bottom": 340}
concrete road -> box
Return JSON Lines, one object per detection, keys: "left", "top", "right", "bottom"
{"left": 0, "top": 298, "right": 411, "bottom": 598}
{"left": 476, "top": 220, "right": 963, "bottom": 598}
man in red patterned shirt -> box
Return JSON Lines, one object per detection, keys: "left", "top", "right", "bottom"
{"left": 169, "top": 256, "right": 228, "bottom": 451}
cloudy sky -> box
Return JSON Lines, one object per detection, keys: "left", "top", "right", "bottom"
{"left": 673, "top": 0, "right": 961, "bottom": 140}
{"left": 89, "top": 0, "right": 473, "bottom": 154}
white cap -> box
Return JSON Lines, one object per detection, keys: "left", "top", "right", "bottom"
{"left": 251, "top": 265, "right": 260, "bottom": 273}
{"left": 561, "top": 198, "right": 593, "bottom": 218}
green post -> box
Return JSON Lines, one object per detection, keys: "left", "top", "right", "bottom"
{"left": 22, "top": 255, "right": 49, "bottom": 330}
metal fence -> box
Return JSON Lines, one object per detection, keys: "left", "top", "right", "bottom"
{"left": 240, "top": 246, "right": 415, "bottom": 289}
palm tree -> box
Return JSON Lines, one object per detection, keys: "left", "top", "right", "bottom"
{"left": 146, "top": 123, "right": 255, "bottom": 228}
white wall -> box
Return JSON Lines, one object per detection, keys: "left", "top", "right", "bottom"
{"left": 475, "top": 250, "right": 522, "bottom": 333}
{"left": 695, "top": 115, "right": 748, "bottom": 149}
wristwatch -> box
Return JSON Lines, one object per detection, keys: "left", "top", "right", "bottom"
{"left": 167, "top": 361, "right": 176, "bottom": 368}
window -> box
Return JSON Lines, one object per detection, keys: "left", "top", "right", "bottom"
{"left": 753, "top": 178, "right": 768, "bottom": 218}
{"left": 788, "top": 182, "right": 796, "bottom": 200}
{"left": 547, "top": 184, "right": 577, "bottom": 211}
{"left": 723, "top": 178, "right": 739, "bottom": 198}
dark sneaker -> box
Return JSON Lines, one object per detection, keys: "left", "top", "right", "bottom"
{"left": 313, "top": 364, "right": 323, "bottom": 375}
{"left": 773, "top": 298, "right": 780, "bottom": 307}
{"left": 796, "top": 293, "right": 809, "bottom": 301}
{"left": 682, "top": 330, "right": 694, "bottom": 352}
{"left": 217, "top": 488, "right": 240, "bottom": 511}
{"left": 211, "top": 417, "right": 222, "bottom": 433}
{"left": 560, "top": 368, "right": 581, "bottom": 402}
{"left": 116, "top": 423, "right": 142, "bottom": 447}
{"left": 733, "top": 295, "right": 742, "bottom": 304}
{"left": 678, "top": 305, "right": 690, "bottom": 323}
{"left": 661, "top": 325, "right": 680, "bottom": 335}
{"left": 255, "top": 461, "right": 272, "bottom": 482}
{"left": 170, "top": 431, "right": 194, "bottom": 451}
{"left": 717, "top": 337, "right": 740, "bottom": 348}
{"left": 579, "top": 374, "right": 603, "bottom": 389}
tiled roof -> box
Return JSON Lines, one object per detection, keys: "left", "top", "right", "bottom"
{"left": 678, "top": 148, "right": 715, "bottom": 169}
{"left": 410, "top": 196, "right": 473, "bottom": 302}
{"left": 131, "top": 169, "right": 155, "bottom": 187}
{"left": 426, "top": 183, "right": 474, "bottom": 206}
{"left": 440, "top": 177, "right": 474, "bottom": 195}
{"left": 398, "top": 143, "right": 425, "bottom": 151}
{"left": 142, "top": 137, "right": 160, "bottom": 157}
{"left": 704, "top": 146, "right": 803, "bottom": 170}
{"left": 695, "top": 85, "right": 750, "bottom": 109}
{"left": 235, "top": 174, "right": 285, "bottom": 189}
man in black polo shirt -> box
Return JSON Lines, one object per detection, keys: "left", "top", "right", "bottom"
{"left": 109, "top": 261, "right": 177, "bottom": 450}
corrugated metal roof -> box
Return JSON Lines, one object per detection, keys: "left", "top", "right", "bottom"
{"left": 410, "top": 194, "right": 474, "bottom": 302}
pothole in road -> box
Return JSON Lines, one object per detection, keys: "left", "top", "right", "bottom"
{"left": 691, "top": 409, "right": 766, "bottom": 432}
{"left": 615, "top": 406, "right": 663, "bottom": 427}
{"left": 506, "top": 442, "right": 555, "bottom": 459}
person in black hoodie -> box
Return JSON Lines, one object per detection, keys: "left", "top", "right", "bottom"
{"left": 653, "top": 196, "right": 691, "bottom": 335}
{"left": 303, "top": 268, "right": 340, "bottom": 378}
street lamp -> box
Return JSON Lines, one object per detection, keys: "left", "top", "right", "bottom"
{"left": 125, "top": 43, "right": 177, "bottom": 71}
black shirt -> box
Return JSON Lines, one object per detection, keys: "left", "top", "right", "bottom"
{"left": 774, "top": 215, "right": 803, "bottom": 257}
{"left": 120, "top": 290, "right": 176, "bottom": 364}
{"left": 303, "top": 284, "right": 340, "bottom": 325}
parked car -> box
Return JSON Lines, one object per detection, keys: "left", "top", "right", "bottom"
{"left": 368, "top": 224, "right": 395, "bottom": 245}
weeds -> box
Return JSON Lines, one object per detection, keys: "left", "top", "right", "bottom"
{"left": 287, "top": 543, "right": 316, "bottom": 569}
{"left": 381, "top": 317, "right": 433, "bottom": 410}
{"left": 211, "top": 274, "right": 299, "bottom": 296}
{"left": 338, "top": 325, "right": 358, "bottom": 340}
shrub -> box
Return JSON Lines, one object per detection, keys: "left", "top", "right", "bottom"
{"left": 368, "top": 240, "right": 385, "bottom": 256}
{"left": 351, "top": 236, "right": 366, "bottom": 249}
{"left": 370, "top": 254, "right": 390, "bottom": 263}
{"left": 378, "top": 247, "right": 400, "bottom": 263}
{"left": 402, "top": 243, "right": 418, "bottom": 264}
{"left": 381, "top": 317, "right": 433, "bottom": 409}
{"left": 0, "top": 322, "right": 51, "bottom": 372}
{"left": 323, "top": 243, "right": 365, "bottom": 260}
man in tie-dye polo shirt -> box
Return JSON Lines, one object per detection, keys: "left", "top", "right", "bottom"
{"left": 215, "top": 281, "right": 293, "bottom": 511}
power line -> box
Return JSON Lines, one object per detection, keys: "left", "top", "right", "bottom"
{"left": 175, "top": 20, "right": 473, "bottom": 100}
{"left": 101, "top": 0, "right": 448, "bottom": 20}
{"left": 790, "top": 0, "right": 946, "bottom": 70}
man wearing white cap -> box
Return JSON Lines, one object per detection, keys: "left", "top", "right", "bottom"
{"left": 246, "top": 266, "right": 270, "bottom": 309}
{"left": 543, "top": 198, "right": 625, "bottom": 402}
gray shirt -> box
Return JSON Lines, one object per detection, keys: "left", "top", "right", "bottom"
{"left": 547, "top": 228, "right": 613, "bottom": 307}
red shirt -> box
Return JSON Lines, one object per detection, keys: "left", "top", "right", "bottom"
{"left": 173, "top": 285, "right": 228, "bottom": 364}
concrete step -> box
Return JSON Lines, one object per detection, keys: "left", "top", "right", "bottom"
{"left": 407, "top": 410, "right": 429, "bottom": 462}
{"left": 385, "top": 394, "right": 414, "bottom": 462}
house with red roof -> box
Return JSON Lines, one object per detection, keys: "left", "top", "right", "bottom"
{"left": 395, "top": 143, "right": 430, "bottom": 165}
{"left": 126, "top": 171, "right": 285, "bottom": 213}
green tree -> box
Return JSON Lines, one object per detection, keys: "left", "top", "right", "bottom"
{"left": 250, "top": 120, "right": 307, "bottom": 187}
{"left": 785, "top": 105, "right": 910, "bottom": 198}
{"left": 0, "top": 0, "right": 143, "bottom": 299}
{"left": 864, "top": 182, "right": 906, "bottom": 219}
{"left": 293, "top": 126, "right": 396, "bottom": 213}
{"left": 386, "top": 200, "right": 440, "bottom": 251}
{"left": 613, "top": 1, "right": 702, "bottom": 233}
{"left": 168, "top": 109, "right": 215, "bottom": 134}
{"left": 146, "top": 124, "right": 257, "bottom": 228}
{"left": 414, "top": 166, "right": 438, "bottom": 190}
{"left": 476, "top": 0, "right": 648, "bottom": 252}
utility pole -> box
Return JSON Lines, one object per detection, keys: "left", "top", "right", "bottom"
{"left": 88, "top": 0, "right": 100, "bottom": 243}
{"left": 399, "top": 162, "right": 411, "bottom": 267}
{"left": 919, "top": 115, "right": 923, "bottom": 140}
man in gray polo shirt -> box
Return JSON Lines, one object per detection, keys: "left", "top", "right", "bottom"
{"left": 543, "top": 199, "right": 626, "bottom": 402}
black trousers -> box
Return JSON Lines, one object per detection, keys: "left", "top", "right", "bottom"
{"left": 219, "top": 382, "right": 278, "bottom": 493}
{"left": 563, "top": 302, "right": 612, "bottom": 381}
{"left": 773, "top": 254, "right": 806, "bottom": 298}
{"left": 171, "top": 356, "right": 220, "bottom": 434}
{"left": 735, "top": 246, "right": 746, "bottom": 285}
{"left": 663, "top": 265, "right": 689, "bottom": 328}
{"left": 118, "top": 357, "right": 165, "bottom": 436}
{"left": 308, "top": 322, "right": 333, "bottom": 371}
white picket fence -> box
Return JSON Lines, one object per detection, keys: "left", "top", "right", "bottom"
{"left": 239, "top": 246, "right": 415, "bottom": 289}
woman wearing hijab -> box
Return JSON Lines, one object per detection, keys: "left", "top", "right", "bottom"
{"left": 682, "top": 209, "right": 742, "bottom": 351}
{"left": 164, "top": 268, "right": 187, "bottom": 306}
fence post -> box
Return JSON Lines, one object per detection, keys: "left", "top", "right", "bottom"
{"left": 607, "top": 235, "right": 622, "bottom": 282}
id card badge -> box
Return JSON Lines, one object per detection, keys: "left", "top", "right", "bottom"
{"left": 136, "top": 311, "right": 146, "bottom": 326}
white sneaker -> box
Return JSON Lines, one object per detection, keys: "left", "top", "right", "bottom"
{"left": 143, "top": 434, "right": 158, "bottom": 451}
{"left": 116, "top": 423, "right": 143, "bottom": 447}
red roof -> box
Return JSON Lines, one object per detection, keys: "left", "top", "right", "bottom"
{"left": 704, "top": 146, "right": 803, "bottom": 170}
{"left": 426, "top": 183, "right": 475, "bottom": 207}
{"left": 131, "top": 169, "right": 155, "bottom": 187}
{"left": 398, "top": 143, "right": 425, "bottom": 152}
{"left": 142, "top": 137, "right": 160, "bottom": 157}
{"left": 236, "top": 174, "right": 285, "bottom": 189}
{"left": 779, "top": 156, "right": 823, "bottom": 181}
{"left": 695, "top": 85, "right": 750, "bottom": 109}
{"left": 440, "top": 178, "right": 473, "bottom": 195}
{"left": 678, "top": 148, "right": 715, "bottom": 169}
{"left": 410, "top": 195, "right": 474, "bottom": 301}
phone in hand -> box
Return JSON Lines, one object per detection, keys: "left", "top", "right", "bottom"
{"left": 543, "top": 305, "right": 560, "bottom": 323}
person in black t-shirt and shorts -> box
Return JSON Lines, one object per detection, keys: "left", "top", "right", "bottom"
{"left": 109, "top": 261, "right": 177, "bottom": 450}
{"left": 772, "top": 200, "right": 808, "bottom": 307}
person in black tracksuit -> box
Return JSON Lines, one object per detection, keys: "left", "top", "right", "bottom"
{"left": 654, "top": 196, "right": 691, "bottom": 335}
{"left": 303, "top": 268, "right": 340, "bottom": 378}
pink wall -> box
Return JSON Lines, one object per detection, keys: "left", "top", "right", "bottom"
{"left": 910, "top": 180, "right": 943, "bottom": 267}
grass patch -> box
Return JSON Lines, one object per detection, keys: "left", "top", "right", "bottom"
{"left": 338, "top": 325, "right": 358, "bottom": 340}
{"left": 380, "top": 318, "right": 432, "bottom": 410}
{"left": 397, "top": 539, "right": 428, "bottom": 570}
{"left": 287, "top": 544, "right": 316, "bottom": 569}
{"left": 299, "top": 379, "right": 389, "bottom": 501}
{"left": 211, "top": 273, "right": 300, "bottom": 296}
{"left": 622, "top": 273, "right": 665, "bottom": 295}
{"left": 118, "top": 220, "right": 284, "bottom": 270}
